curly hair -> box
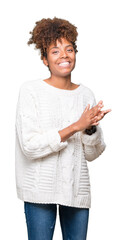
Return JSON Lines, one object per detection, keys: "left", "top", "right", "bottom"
{"left": 27, "top": 17, "right": 78, "bottom": 60}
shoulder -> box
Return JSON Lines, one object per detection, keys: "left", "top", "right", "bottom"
{"left": 81, "top": 83, "right": 95, "bottom": 98}
{"left": 19, "top": 79, "right": 40, "bottom": 91}
{"left": 18, "top": 79, "right": 44, "bottom": 99}
{"left": 80, "top": 84, "right": 97, "bottom": 107}
{"left": 17, "top": 80, "right": 42, "bottom": 102}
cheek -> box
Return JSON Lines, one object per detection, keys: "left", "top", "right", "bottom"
{"left": 47, "top": 56, "right": 58, "bottom": 67}
{"left": 47, "top": 61, "right": 59, "bottom": 73}
{"left": 70, "top": 53, "right": 76, "bottom": 63}
{"left": 48, "top": 62, "right": 57, "bottom": 71}
{"left": 71, "top": 56, "right": 76, "bottom": 67}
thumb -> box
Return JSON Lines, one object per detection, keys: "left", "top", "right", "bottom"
{"left": 84, "top": 104, "right": 90, "bottom": 113}
{"left": 87, "top": 104, "right": 90, "bottom": 109}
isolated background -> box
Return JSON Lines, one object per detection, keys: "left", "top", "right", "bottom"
{"left": 0, "top": 0, "right": 126, "bottom": 239}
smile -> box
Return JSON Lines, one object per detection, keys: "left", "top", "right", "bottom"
{"left": 58, "top": 61, "right": 70, "bottom": 67}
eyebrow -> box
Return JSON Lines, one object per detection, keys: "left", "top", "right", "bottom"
{"left": 50, "top": 44, "right": 73, "bottom": 50}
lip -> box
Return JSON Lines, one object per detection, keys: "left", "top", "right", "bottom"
{"left": 58, "top": 61, "right": 71, "bottom": 67}
{"left": 58, "top": 61, "right": 70, "bottom": 64}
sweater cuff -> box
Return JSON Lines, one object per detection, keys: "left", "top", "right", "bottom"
{"left": 81, "top": 126, "right": 103, "bottom": 146}
{"left": 46, "top": 128, "right": 68, "bottom": 152}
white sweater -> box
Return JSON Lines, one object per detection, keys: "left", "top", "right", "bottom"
{"left": 15, "top": 79, "right": 106, "bottom": 208}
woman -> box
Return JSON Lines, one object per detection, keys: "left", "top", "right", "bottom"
{"left": 15, "top": 17, "right": 111, "bottom": 240}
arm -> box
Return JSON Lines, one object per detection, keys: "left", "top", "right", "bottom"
{"left": 15, "top": 84, "right": 72, "bottom": 160}
{"left": 58, "top": 123, "right": 78, "bottom": 142}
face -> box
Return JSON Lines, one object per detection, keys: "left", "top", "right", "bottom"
{"left": 43, "top": 38, "right": 76, "bottom": 77}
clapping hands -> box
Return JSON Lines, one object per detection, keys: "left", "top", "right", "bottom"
{"left": 76, "top": 100, "right": 112, "bottom": 131}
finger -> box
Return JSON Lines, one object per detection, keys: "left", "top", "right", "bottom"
{"left": 96, "top": 111, "right": 106, "bottom": 121}
{"left": 98, "top": 111, "right": 104, "bottom": 118}
{"left": 83, "top": 104, "right": 90, "bottom": 114}
{"left": 97, "top": 100, "right": 104, "bottom": 108}
{"left": 95, "top": 100, "right": 104, "bottom": 109}
{"left": 83, "top": 106, "right": 88, "bottom": 113}
{"left": 94, "top": 101, "right": 104, "bottom": 111}
{"left": 92, "top": 121, "right": 99, "bottom": 126}
{"left": 91, "top": 107, "right": 111, "bottom": 122}
{"left": 84, "top": 104, "right": 90, "bottom": 113}
{"left": 87, "top": 104, "right": 90, "bottom": 110}
{"left": 91, "top": 116, "right": 100, "bottom": 125}
{"left": 92, "top": 100, "right": 104, "bottom": 110}
{"left": 105, "top": 109, "right": 112, "bottom": 113}
{"left": 98, "top": 100, "right": 103, "bottom": 105}
{"left": 90, "top": 107, "right": 99, "bottom": 118}
{"left": 92, "top": 112, "right": 104, "bottom": 123}
{"left": 92, "top": 116, "right": 98, "bottom": 121}
{"left": 95, "top": 109, "right": 111, "bottom": 121}
{"left": 102, "top": 109, "right": 112, "bottom": 115}
{"left": 91, "top": 105, "right": 103, "bottom": 117}
{"left": 90, "top": 101, "right": 104, "bottom": 118}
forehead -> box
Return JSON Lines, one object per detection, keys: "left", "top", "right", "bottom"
{"left": 48, "top": 38, "right": 72, "bottom": 50}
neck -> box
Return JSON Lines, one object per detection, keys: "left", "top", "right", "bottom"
{"left": 47, "top": 74, "right": 72, "bottom": 90}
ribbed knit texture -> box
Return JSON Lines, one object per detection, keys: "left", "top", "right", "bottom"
{"left": 15, "top": 79, "right": 106, "bottom": 208}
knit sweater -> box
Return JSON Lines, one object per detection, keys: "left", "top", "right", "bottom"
{"left": 15, "top": 79, "right": 106, "bottom": 208}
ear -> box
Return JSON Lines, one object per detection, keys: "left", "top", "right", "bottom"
{"left": 43, "top": 57, "right": 49, "bottom": 67}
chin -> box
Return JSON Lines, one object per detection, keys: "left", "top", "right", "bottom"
{"left": 58, "top": 67, "right": 75, "bottom": 76}
{"left": 58, "top": 71, "right": 72, "bottom": 77}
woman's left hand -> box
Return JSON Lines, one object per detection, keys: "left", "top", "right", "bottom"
{"left": 92, "top": 100, "right": 112, "bottom": 125}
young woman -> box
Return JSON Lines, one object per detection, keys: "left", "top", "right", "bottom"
{"left": 15, "top": 17, "right": 111, "bottom": 240}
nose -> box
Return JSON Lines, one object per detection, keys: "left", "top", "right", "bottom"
{"left": 60, "top": 50, "right": 68, "bottom": 58}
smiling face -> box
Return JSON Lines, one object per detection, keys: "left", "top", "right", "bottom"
{"left": 43, "top": 38, "right": 76, "bottom": 77}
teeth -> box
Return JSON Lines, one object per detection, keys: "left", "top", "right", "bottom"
{"left": 59, "top": 62, "right": 70, "bottom": 66}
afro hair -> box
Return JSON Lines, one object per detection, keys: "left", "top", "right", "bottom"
{"left": 27, "top": 17, "right": 78, "bottom": 60}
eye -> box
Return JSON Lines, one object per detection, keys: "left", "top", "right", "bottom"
{"left": 67, "top": 49, "right": 73, "bottom": 52}
{"left": 52, "top": 51, "right": 59, "bottom": 54}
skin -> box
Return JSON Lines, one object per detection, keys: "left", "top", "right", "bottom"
{"left": 76, "top": 100, "right": 111, "bottom": 131}
{"left": 43, "top": 38, "right": 77, "bottom": 90}
{"left": 43, "top": 37, "right": 111, "bottom": 130}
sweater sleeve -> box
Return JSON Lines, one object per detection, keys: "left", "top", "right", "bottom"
{"left": 15, "top": 84, "right": 68, "bottom": 160}
{"left": 81, "top": 91, "right": 106, "bottom": 161}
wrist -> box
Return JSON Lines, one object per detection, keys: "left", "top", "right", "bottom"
{"left": 72, "top": 122, "right": 81, "bottom": 132}
{"left": 86, "top": 126, "right": 92, "bottom": 130}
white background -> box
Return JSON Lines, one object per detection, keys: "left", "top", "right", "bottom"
{"left": 0, "top": 0, "right": 126, "bottom": 239}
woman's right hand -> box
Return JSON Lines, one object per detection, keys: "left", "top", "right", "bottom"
{"left": 75, "top": 100, "right": 105, "bottom": 131}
